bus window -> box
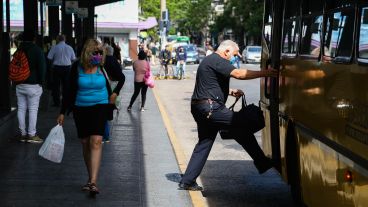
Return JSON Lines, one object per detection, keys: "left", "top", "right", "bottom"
{"left": 282, "top": 0, "right": 300, "bottom": 56}
{"left": 282, "top": 20, "right": 300, "bottom": 56}
{"left": 263, "top": 0, "right": 273, "bottom": 51}
{"left": 300, "top": 15, "right": 322, "bottom": 57}
{"left": 359, "top": 7, "right": 368, "bottom": 59}
{"left": 323, "top": 8, "right": 354, "bottom": 62}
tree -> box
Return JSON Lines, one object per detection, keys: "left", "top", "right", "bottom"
{"left": 139, "top": 0, "right": 161, "bottom": 41}
{"left": 139, "top": 0, "right": 213, "bottom": 44}
{"left": 212, "top": 0, "right": 263, "bottom": 47}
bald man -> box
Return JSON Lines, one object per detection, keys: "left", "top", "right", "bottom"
{"left": 179, "top": 40, "right": 278, "bottom": 191}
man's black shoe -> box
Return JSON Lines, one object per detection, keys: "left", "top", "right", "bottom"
{"left": 178, "top": 182, "right": 203, "bottom": 191}
{"left": 255, "top": 158, "right": 273, "bottom": 174}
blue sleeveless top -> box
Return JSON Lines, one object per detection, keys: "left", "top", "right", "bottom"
{"left": 75, "top": 67, "right": 109, "bottom": 106}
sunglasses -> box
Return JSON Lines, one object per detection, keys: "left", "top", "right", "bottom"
{"left": 92, "top": 50, "right": 103, "bottom": 55}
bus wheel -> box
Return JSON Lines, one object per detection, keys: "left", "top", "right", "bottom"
{"left": 286, "top": 124, "right": 304, "bottom": 206}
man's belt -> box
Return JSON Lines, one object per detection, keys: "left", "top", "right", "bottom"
{"left": 191, "top": 99, "right": 215, "bottom": 105}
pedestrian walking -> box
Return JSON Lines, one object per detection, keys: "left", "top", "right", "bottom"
{"left": 206, "top": 45, "right": 214, "bottom": 56}
{"left": 103, "top": 46, "right": 126, "bottom": 142}
{"left": 57, "top": 39, "right": 124, "bottom": 196}
{"left": 175, "top": 46, "right": 187, "bottom": 79}
{"left": 13, "top": 30, "right": 46, "bottom": 143}
{"left": 47, "top": 34, "right": 76, "bottom": 107}
{"left": 159, "top": 45, "right": 171, "bottom": 79}
{"left": 146, "top": 47, "right": 152, "bottom": 63}
{"left": 127, "top": 51, "right": 150, "bottom": 112}
{"left": 111, "top": 41, "right": 122, "bottom": 64}
{"left": 151, "top": 44, "right": 157, "bottom": 65}
{"left": 178, "top": 40, "right": 278, "bottom": 191}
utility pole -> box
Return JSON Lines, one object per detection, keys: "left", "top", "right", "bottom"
{"left": 160, "top": 0, "right": 167, "bottom": 49}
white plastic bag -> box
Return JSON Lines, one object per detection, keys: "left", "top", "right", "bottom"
{"left": 38, "top": 125, "right": 65, "bottom": 163}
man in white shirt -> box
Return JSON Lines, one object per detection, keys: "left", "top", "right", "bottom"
{"left": 47, "top": 34, "right": 76, "bottom": 106}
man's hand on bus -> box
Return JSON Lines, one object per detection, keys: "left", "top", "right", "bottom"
{"left": 229, "top": 88, "right": 244, "bottom": 98}
{"left": 265, "top": 66, "right": 278, "bottom": 78}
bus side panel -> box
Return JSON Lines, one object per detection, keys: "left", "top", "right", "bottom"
{"left": 279, "top": 116, "right": 289, "bottom": 182}
{"left": 296, "top": 127, "right": 368, "bottom": 207}
{"left": 261, "top": 102, "right": 272, "bottom": 157}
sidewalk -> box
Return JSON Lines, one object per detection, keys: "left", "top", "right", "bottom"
{"left": 0, "top": 69, "right": 193, "bottom": 207}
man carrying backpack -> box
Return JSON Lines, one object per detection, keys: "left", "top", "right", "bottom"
{"left": 13, "top": 30, "right": 46, "bottom": 143}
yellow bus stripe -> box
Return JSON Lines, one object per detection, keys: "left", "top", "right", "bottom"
{"left": 152, "top": 88, "right": 208, "bottom": 207}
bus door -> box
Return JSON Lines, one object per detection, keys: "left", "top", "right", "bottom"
{"left": 260, "top": 0, "right": 282, "bottom": 169}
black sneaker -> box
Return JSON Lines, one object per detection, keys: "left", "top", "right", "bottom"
{"left": 255, "top": 158, "right": 273, "bottom": 174}
{"left": 178, "top": 182, "right": 203, "bottom": 191}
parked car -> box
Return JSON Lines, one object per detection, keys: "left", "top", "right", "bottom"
{"left": 184, "top": 44, "right": 199, "bottom": 64}
{"left": 242, "top": 46, "right": 262, "bottom": 63}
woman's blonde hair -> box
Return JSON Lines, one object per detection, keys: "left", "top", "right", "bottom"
{"left": 80, "top": 38, "right": 105, "bottom": 69}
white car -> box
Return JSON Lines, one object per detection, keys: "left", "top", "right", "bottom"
{"left": 242, "top": 46, "right": 262, "bottom": 64}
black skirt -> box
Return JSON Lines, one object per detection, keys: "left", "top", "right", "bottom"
{"left": 73, "top": 104, "right": 109, "bottom": 138}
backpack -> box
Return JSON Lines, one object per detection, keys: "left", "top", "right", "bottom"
{"left": 9, "top": 49, "right": 30, "bottom": 83}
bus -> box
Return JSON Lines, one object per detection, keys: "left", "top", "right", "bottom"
{"left": 261, "top": 0, "right": 368, "bottom": 206}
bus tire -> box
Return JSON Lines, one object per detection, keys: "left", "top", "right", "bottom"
{"left": 285, "top": 123, "right": 304, "bottom": 206}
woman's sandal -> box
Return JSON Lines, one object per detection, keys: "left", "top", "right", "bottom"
{"left": 89, "top": 183, "right": 100, "bottom": 196}
{"left": 81, "top": 182, "right": 91, "bottom": 191}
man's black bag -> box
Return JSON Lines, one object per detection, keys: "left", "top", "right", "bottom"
{"left": 220, "top": 95, "right": 265, "bottom": 139}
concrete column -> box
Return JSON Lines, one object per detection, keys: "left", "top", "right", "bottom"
{"left": 0, "top": 0, "right": 11, "bottom": 113}
{"left": 86, "top": 5, "right": 95, "bottom": 38}
{"left": 48, "top": 6, "right": 60, "bottom": 40}
{"left": 129, "top": 30, "right": 138, "bottom": 60}
{"left": 24, "top": 0, "right": 38, "bottom": 32}
{"left": 62, "top": 0, "right": 73, "bottom": 45}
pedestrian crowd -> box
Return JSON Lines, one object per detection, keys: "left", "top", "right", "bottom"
{"left": 9, "top": 30, "right": 278, "bottom": 196}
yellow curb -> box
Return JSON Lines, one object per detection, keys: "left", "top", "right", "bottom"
{"left": 152, "top": 88, "right": 207, "bottom": 207}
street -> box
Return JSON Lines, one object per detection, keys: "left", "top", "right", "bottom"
{"left": 151, "top": 63, "right": 295, "bottom": 207}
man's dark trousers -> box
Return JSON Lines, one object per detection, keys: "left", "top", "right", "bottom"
{"left": 52, "top": 65, "right": 71, "bottom": 106}
{"left": 181, "top": 101, "right": 270, "bottom": 185}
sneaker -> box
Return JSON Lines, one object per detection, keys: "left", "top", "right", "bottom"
{"left": 13, "top": 134, "right": 27, "bottom": 142}
{"left": 27, "top": 135, "right": 43, "bottom": 143}
{"left": 127, "top": 107, "right": 132, "bottom": 111}
{"left": 140, "top": 107, "right": 145, "bottom": 112}
{"left": 178, "top": 182, "right": 203, "bottom": 191}
{"left": 255, "top": 158, "right": 273, "bottom": 174}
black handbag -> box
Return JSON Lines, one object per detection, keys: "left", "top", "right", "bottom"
{"left": 220, "top": 95, "right": 265, "bottom": 139}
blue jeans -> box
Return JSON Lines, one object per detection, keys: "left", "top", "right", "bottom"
{"left": 176, "top": 61, "right": 186, "bottom": 78}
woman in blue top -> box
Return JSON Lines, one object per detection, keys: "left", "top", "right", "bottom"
{"left": 56, "top": 39, "right": 125, "bottom": 196}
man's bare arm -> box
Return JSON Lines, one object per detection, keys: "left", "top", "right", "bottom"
{"left": 230, "top": 68, "right": 278, "bottom": 80}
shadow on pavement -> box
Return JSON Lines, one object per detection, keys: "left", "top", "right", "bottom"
{"left": 200, "top": 160, "right": 295, "bottom": 207}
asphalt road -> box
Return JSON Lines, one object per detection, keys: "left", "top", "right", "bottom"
{"left": 151, "top": 62, "right": 296, "bottom": 207}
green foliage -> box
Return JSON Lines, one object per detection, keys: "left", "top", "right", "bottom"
{"left": 139, "top": 0, "right": 161, "bottom": 19}
{"left": 139, "top": 0, "right": 212, "bottom": 38}
{"left": 212, "top": 0, "right": 264, "bottom": 44}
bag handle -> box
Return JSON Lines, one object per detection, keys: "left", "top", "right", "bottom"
{"left": 228, "top": 94, "right": 248, "bottom": 111}
{"left": 228, "top": 97, "right": 240, "bottom": 111}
